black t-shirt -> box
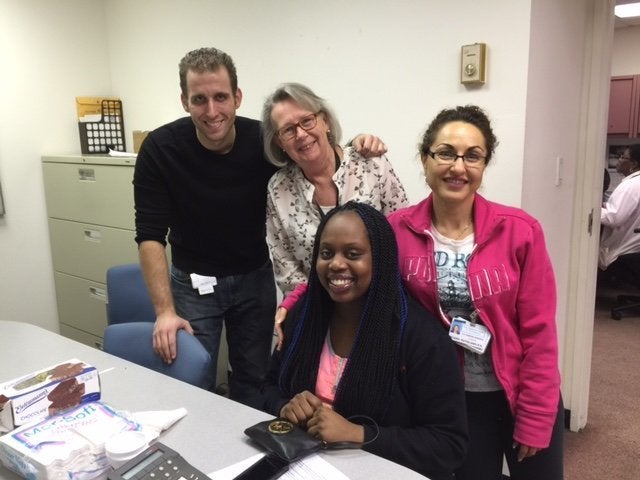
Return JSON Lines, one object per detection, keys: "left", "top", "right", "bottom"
{"left": 134, "top": 116, "right": 278, "bottom": 276}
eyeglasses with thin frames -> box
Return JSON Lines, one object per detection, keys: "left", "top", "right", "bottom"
{"left": 427, "top": 149, "right": 486, "bottom": 167}
{"left": 277, "top": 113, "right": 318, "bottom": 141}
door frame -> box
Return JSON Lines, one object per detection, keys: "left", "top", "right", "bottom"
{"left": 563, "top": 0, "right": 615, "bottom": 432}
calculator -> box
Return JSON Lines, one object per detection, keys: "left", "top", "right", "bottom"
{"left": 107, "top": 442, "right": 208, "bottom": 480}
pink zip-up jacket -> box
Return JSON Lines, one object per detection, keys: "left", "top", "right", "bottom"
{"left": 386, "top": 194, "right": 561, "bottom": 449}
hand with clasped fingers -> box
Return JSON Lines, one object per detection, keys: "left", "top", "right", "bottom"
{"left": 279, "top": 391, "right": 364, "bottom": 444}
{"left": 307, "top": 405, "right": 364, "bottom": 444}
{"left": 279, "top": 390, "right": 323, "bottom": 428}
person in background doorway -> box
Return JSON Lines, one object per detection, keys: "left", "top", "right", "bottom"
{"left": 261, "top": 202, "right": 468, "bottom": 480}
{"left": 602, "top": 168, "right": 611, "bottom": 203}
{"left": 599, "top": 144, "right": 640, "bottom": 279}
{"left": 133, "top": 47, "right": 385, "bottom": 407}
{"left": 387, "top": 105, "right": 563, "bottom": 480}
{"left": 261, "top": 83, "right": 408, "bottom": 349}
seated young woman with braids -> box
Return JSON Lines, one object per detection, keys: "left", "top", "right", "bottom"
{"left": 260, "top": 201, "right": 468, "bottom": 480}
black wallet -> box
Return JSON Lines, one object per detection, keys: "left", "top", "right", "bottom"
{"left": 244, "top": 419, "right": 324, "bottom": 462}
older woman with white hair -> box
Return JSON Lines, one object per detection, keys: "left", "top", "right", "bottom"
{"left": 262, "top": 83, "right": 408, "bottom": 347}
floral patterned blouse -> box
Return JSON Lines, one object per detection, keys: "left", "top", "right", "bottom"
{"left": 266, "top": 146, "right": 408, "bottom": 295}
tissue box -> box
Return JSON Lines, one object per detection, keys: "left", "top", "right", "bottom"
{"left": 0, "top": 359, "right": 100, "bottom": 433}
{"left": 0, "top": 402, "right": 140, "bottom": 480}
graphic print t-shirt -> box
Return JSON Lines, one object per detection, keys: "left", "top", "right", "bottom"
{"left": 432, "top": 228, "right": 502, "bottom": 392}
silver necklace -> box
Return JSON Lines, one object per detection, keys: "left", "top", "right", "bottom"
{"left": 455, "top": 222, "right": 473, "bottom": 240}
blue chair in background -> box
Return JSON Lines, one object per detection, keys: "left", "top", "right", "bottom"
{"left": 104, "top": 264, "right": 212, "bottom": 388}
{"left": 103, "top": 322, "right": 211, "bottom": 388}
{"left": 106, "top": 263, "right": 156, "bottom": 325}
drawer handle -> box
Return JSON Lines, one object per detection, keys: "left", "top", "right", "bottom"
{"left": 78, "top": 168, "right": 96, "bottom": 181}
{"left": 84, "top": 229, "right": 102, "bottom": 242}
{"left": 89, "top": 286, "right": 106, "bottom": 301}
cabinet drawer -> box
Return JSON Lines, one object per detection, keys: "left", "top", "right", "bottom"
{"left": 49, "top": 219, "right": 138, "bottom": 282}
{"left": 59, "top": 323, "right": 104, "bottom": 350}
{"left": 42, "top": 162, "right": 134, "bottom": 229}
{"left": 54, "top": 272, "right": 108, "bottom": 339}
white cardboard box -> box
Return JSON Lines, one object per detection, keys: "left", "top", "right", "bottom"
{"left": 0, "top": 359, "right": 100, "bottom": 432}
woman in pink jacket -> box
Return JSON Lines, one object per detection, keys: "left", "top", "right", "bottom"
{"left": 387, "top": 105, "right": 563, "bottom": 480}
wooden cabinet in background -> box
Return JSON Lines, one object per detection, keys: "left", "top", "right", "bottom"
{"left": 607, "top": 75, "right": 640, "bottom": 137}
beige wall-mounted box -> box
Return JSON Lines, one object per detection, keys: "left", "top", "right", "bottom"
{"left": 133, "top": 130, "right": 150, "bottom": 153}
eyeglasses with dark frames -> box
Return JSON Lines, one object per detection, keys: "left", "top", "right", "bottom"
{"left": 277, "top": 113, "right": 318, "bottom": 141}
{"left": 427, "top": 149, "right": 486, "bottom": 166}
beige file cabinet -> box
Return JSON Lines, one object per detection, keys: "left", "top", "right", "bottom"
{"left": 42, "top": 155, "right": 138, "bottom": 348}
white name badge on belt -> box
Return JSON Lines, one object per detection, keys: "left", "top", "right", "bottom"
{"left": 190, "top": 273, "right": 217, "bottom": 295}
{"left": 449, "top": 316, "right": 491, "bottom": 354}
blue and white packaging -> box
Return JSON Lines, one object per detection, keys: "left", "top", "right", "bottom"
{"left": 0, "top": 402, "right": 140, "bottom": 480}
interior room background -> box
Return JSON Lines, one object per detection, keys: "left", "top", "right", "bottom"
{"left": 2, "top": 0, "right": 638, "bottom": 431}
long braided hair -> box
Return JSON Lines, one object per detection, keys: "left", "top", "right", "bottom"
{"left": 278, "top": 201, "right": 408, "bottom": 420}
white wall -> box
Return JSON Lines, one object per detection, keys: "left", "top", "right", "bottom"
{"left": 523, "top": 0, "right": 595, "bottom": 370}
{"left": 611, "top": 24, "right": 640, "bottom": 75}
{"left": 0, "top": 0, "right": 112, "bottom": 330}
{"left": 105, "top": 0, "right": 531, "bottom": 207}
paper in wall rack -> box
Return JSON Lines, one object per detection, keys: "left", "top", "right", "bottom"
{"left": 76, "top": 96, "right": 126, "bottom": 154}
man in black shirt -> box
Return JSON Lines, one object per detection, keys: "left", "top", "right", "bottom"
{"left": 134, "top": 48, "right": 276, "bottom": 407}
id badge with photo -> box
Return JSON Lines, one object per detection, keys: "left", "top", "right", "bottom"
{"left": 449, "top": 316, "right": 492, "bottom": 354}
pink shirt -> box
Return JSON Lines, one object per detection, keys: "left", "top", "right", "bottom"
{"left": 315, "top": 334, "right": 348, "bottom": 406}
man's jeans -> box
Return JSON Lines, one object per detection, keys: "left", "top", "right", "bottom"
{"left": 171, "top": 262, "right": 276, "bottom": 408}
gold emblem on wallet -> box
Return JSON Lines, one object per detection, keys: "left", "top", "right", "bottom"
{"left": 268, "top": 420, "right": 294, "bottom": 435}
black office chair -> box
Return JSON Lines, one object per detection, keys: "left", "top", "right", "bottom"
{"left": 610, "top": 228, "right": 640, "bottom": 320}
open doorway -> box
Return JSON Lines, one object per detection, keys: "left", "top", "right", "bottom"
{"left": 561, "top": 0, "right": 615, "bottom": 433}
{"left": 566, "top": 3, "right": 640, "bottom": 432}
